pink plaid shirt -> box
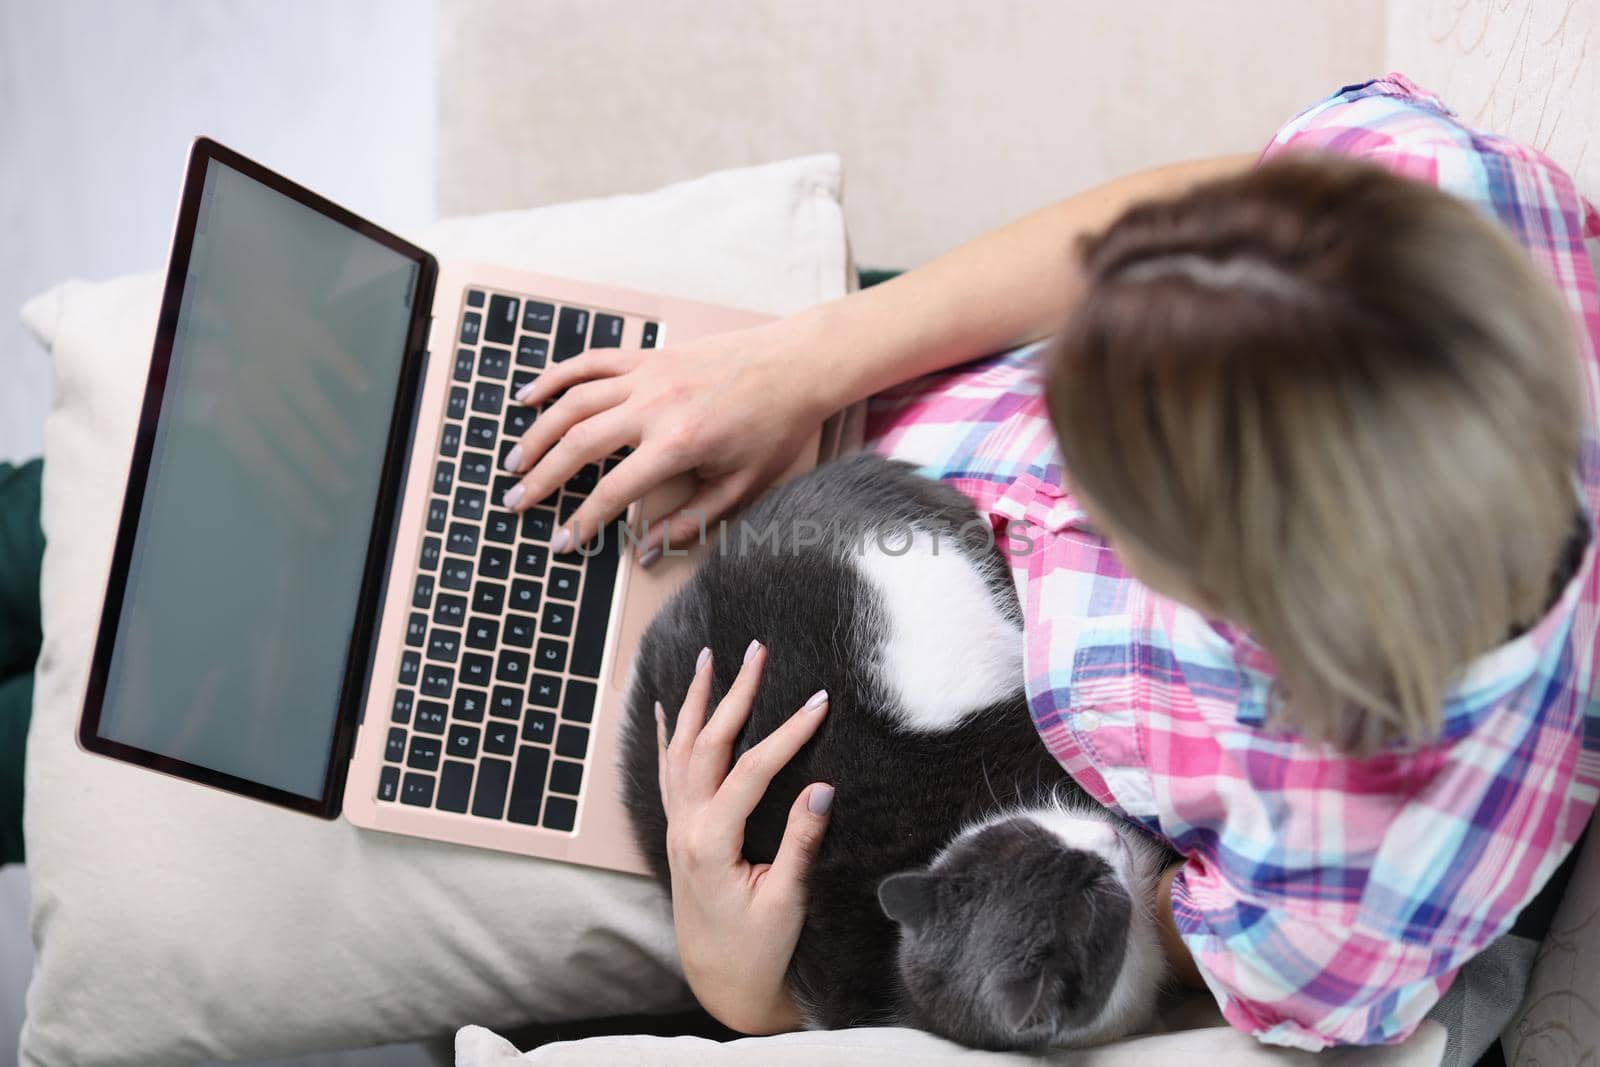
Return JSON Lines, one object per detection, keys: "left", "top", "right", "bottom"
{"left": 865, "top": 74, "right": 1600, "bottom": 1049}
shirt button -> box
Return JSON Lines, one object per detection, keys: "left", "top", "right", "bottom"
{"left": 1077, "top": 709, "right": 1102, "bottom": 731}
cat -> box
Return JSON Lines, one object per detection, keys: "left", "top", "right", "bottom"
{"left": 618, "top": 452, "right": 1172, "bottom": 1049}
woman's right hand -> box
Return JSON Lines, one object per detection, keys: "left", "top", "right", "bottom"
{"left": 499, "top": 314, "right": 837, "bottom": 561}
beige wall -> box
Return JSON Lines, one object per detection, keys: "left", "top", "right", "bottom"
{"left": 439, "top": 1, "right": 1385, "bottom": 267}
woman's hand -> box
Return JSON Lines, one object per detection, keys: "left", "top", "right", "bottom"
{"left": 501, "top": 316, "right": 836, "bottom": 561}
{"left": 656, "top": 640, "right": 834, "bottom": 1034}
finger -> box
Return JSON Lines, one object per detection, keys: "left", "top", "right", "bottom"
{"left": 654, "top": 701, "right": 669, "bottom": 807}
{"left": 502, "top": 406, "right": 634, "bottom": 516}
{"left": 637, "top": 472, "right": 753, "bottom": 564}
{"left": 763, "top": 782, "right": 835, "bottom": 903}
{"left": 711, "top": 688, "right": 829, "bottom": 827}
{"left": 506, "top": 379, "right": 628, "bottom": 474}
{"left": 665, "top": 646, "right": 714, "bottom": 796}
{"left": 560, "top": 447, "right": 689, "bottom": 556}
{"left": 687, "top": 640, "right": 768, "bottom": 792}
{"left": 514, "top": 347, "right": 640, "bottom": 408}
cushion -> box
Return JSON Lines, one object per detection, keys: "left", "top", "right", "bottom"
{"left": 455, "top": 1020, "right": 1449, "bottom": 1066}
{"left": 16, "top": 154, "right": 849, "bottom": 1066}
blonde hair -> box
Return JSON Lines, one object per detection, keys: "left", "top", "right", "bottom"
{"left": 1047, "top": 155, "right": 1584, "bottom": 752}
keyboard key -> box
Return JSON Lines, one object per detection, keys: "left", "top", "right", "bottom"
{"left": 516, "top": 335, "right": 548, "bottom": 367}
{"left": 641, "top": 321, "right": 659, "bottom": 348}
{"left": 413, "top": 573, "right": 434, "bottom": 609}
{"left": 452, "top": 487, "right": 486, "bottom": 521}
{"left": 543, "top": 796, "right": 577, "bottom": 832}
{"left": 426, "top": 628, "right": 461, "bottom": 663}
{"left": 567, "top": 463, "right": 600, "bottom": 495}
{"left": 484, "top": 511, "right": 517, "bottom": 544}
{"left": 503, "top": 613, "right": 536, "bottom": 647}
{"left": 510, "top": 369, "right": 535, "bottom": 397}
{"left": 408, "top": 734, "right": 441, "bottom": 771}
{"left": 535, "top": 638, "right": 568, "bottom": 672}
{"left": 460, "top": 311, "right": 482, "bottom": 345}
{"left": 490, "top": 685, "right": 522, "bottom": 719}
{"left": 556, "top": 723, "right": 590, "bottom": 760}
{"left": 432, "top": 461, "right": 454, "bottom": 495}
{"left": 448, "top": 386, "right": 468, "bottom": 420}
{"left": 480, "top": 546, "right": 512, "bottom": 580}
{"left": 419, "top": 537, "right": 442, "bottom": 571}
{"left": 459, "top": 451, "right": 493, "bottom": 485}
{"left": 426, "top": 497, "right": 449, "bottom": 532}
{"left": 438, "top": 760, "right": 473, "bottom": 813}
{"left": 548, "top": 567, "right": 580, "bottom": 600}
{"left": 433, "top": 593, "right": 466, "bottom": 626}
{"left": 516, "top": 543, "right": 548, "bottom": 576}
{"left": 571, "top": 534, "right": 621, "bottom": 677}
{"left": 507, "top": 745, "right": 550, "bottom": 825}
{"left": 447, "top": 522, "right": 480, "bottom": 556}
{"left": 405, "top": 612, "right": 427, "bottom": 647}
{"left": 473, "top": 581, "right": 506, "bottom": 616}
{"left": 439, "top": 423, "right": 462, "bottom": 460}
{"left": 473, "top": 757, "right": 512, "bottom": 819}
{"left": 505, "top": 405, "right": 535, "bottom": 436}
{"left": 591, "top": 313, "right": 624, "bottom": 348}
{"left": 453, "top": 348, "right": 475, "bottom": 382}
{"left": 385, "top": 727, "right": 407, "bottom": 762}
{"left": 541, "top": 601, "right": 572, "bottom": 636}
{"left": 479, "top": 345, "right": 511, "bottom": 380}
{"left": 523, "top": 710, "right": 557, "bottom": 744}
{"left": 420, "top": 664, "right": 454, "bottom": 698}
{"left": 448, "top": 724, "right": 481, "bottom": 759}
{"left": 401, "top": 772, "right": 435, "bottom": 806}
{"left": 496, "top": 650, "right": 529, "bottom": 683}
{"left": 472, "top": 381, "right": 505, "bottom": 414}
{"left": 466, "top": 616, "right": 499, "bottom": 650}
{"left": 563, "top": 679, "right": 596, "bottom": 723}
{"left": 484, "top": 722, "right": 518, "bottom": 756}
{"left": 558, "top": 494, "right": 582, "bottom": 522}
{"left": 398, "top": 651, "right": 421, "bottom": 687}
{"left": 529, "top": 674, "right": 562, "bottom": 707}
{"left": 461, "top": 652, "right": 493, "bottom": 688}
{"left": 466, "top": 416, "right": 498, "bottom": 450}
{"left": 521, "top": 508, "right": 556, "bottom": 543}
{"left": 391, "top": 688, "right": 414, "bottom": 724}
{"left": 510, "top": 579, "right": 542, "bottom": 612}
{"left": 522, "top": 300, "right": 554, "bottom": 333}
{"left": 415, "top": 701, "right": 448, "bottom": 733}
{"left": 550, "top": 760, "right": 584, "bottom": 795}
{"left": 453, "top": 688, "right": 486, "bottom": 722}
{"left": 466, "top": 289, "right": 486, "bottom": 308}
{"left": 553, "top": 307, "right": 590, "bottom": 362}
{"left": 378, "top": 766, "right": 400, "bottom": 802}
{"left": 486, "top": 295, "right": 519, "bottom": 344}
{"left": 441, "top": 558, "right": 474, "bottom": 591}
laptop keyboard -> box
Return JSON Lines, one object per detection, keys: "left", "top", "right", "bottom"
{"left": 376, "top": 287, "right": 659, "bottom": 832}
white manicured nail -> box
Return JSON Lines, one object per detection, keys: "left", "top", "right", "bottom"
{"left": 503, "top": 445, "right": 524, "bottom": 472}
{"left": 696, "top": 647, "right": 711, "bottom": 673}
{"left": 744, "top": 639, "right": 762, "bottom": 664}
{"left": 804, "top": 688, "right": 828, "bottom": 710}
{"left": 515, "top": 382, "right": 536, "bottom": 403}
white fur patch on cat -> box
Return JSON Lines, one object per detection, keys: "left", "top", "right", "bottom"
{"left": 853, "top": 528, "right": 1023, "bottom": 732}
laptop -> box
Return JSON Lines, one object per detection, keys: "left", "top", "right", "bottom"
{"left": 76, "top": 138, "right": 856, "bottom": 875}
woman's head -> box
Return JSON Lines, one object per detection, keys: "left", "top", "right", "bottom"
{"left": 1047, "top": 154, "right": 1583, "bottom": 751}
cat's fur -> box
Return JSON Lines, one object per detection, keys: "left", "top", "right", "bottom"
{"left": 619, "top": 453, "right": 1171, "bottom": 1048}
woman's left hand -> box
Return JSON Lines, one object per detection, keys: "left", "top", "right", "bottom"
{"left": 656, "top": 640, "right": 834, "bottom": 1034}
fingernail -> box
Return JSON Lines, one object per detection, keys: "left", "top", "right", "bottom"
{"left": 502, "top": 445, "right": 524, "bottom": 472}
{"left": 550, "top": 526, "right": 573, "bottom": 553}
{"left": 501, "top": 484, "right": 525, "bottom": 509}
{"left": 808, "top": 783, "right": 835, "bottom": 815}
{"left": 637, "top": 545, "right": 662, "bottom": 568}
{"left": 654, "top": 700, "right": 665, "bottom": 727}
{"left": 696, "top": 647, "right": 711, "bottom": 673}
{"left": 744, "top": 638, "right": 762, "bottom": 664}
{"left": 515, "top": 382, "right": 536, "bottom": 403}
{"left": 804, "top": 688, "right": 828, "bottom": 710}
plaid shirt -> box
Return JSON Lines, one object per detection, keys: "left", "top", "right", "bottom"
{"left": 865, "top": 74, "right": 1600, "bottom": 1049}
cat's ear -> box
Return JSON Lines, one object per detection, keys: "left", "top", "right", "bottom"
{"left": 878, "top": 871, "right": 939, "bottom": 931}
{"left": 994, "top": 968, "right": 1054, "bottom": 1034}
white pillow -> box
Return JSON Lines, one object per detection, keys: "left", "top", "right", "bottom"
{"left": 16, "top": 155, "right": 849, "bottom": 1067}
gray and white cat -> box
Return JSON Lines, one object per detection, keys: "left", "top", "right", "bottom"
{"left": 619, "top": 453, "right": 1172, "bottom": 1049}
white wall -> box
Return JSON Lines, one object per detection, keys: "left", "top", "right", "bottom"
{"left": 0, "top": 0, "right": 439, "bottom": 464}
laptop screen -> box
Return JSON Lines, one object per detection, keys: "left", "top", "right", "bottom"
{"left": 87, "top": 148, "right": 428, "bottom": 805}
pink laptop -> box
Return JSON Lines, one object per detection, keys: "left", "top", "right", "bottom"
{"left": 76, "top": 138, "right": 854, "bottom": 875}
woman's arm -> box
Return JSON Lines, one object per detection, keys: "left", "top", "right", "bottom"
{"left": 504, "top": 154, "right": 1256, "bottom": 554}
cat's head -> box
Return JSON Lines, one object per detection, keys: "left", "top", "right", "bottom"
{"left": 878, "top": 806, "right": 1163, "bottom": 1050}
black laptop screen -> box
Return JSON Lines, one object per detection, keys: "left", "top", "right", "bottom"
{"left": 92, "top": 155, "right": 422, "bottom": 801}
